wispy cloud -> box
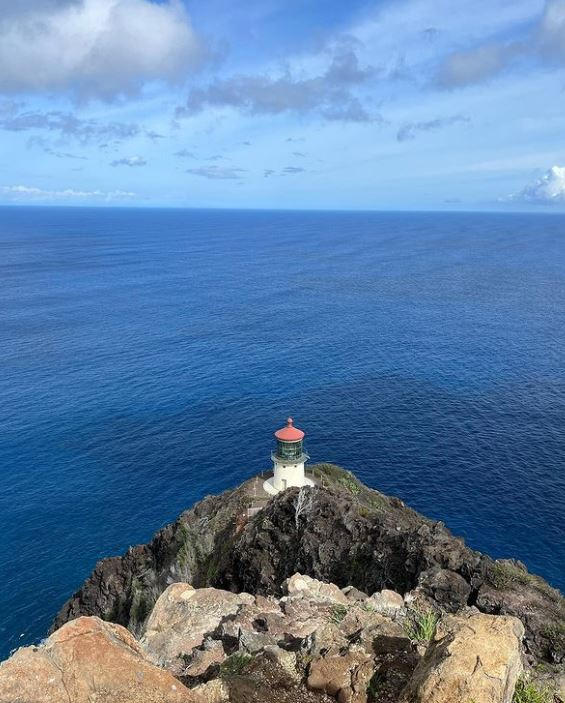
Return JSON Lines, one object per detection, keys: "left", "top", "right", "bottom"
{"left": 186, "top": 166, "right": 245, "bottom": 180}
{"left": 146, "top": 130, "right": 166, "bottom": 142}
{"left": 282, "top": 166, "right": 305, "bottom": 174}
{"left": 174, "top": 149, "right": 197, "bottom": 159}
{"left": 436, "top": 0, "right": 565, "bottom": 88}
{"left": 0, "top": 0, "right": 203, "bottom": 100}
{"left": 0, "top": 107, "right": 139, "bottom": 145}
{"left": 110, "top": 155, "right": 147, "bottom": 167}
{"left": 177, "top": 50, "right": 379, "bottom": 123}
{"left": 1, "top": 184, "right": 136, "bottom": 202}
{"left": 264, "top": 166, "right": 306, "bottom": 177}
{"left": 28, "top": 136, "right": 88, "bottom": 160}
{"left": 397, "top": 114, "right": 470, "bottom": 142}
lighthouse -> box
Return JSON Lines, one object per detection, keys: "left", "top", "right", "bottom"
{"left": 263, "top": 417, "right": 314, "bottom": 495}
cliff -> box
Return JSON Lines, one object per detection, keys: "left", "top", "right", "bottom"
{"left": 0, "top": 574, "right": 532, "bottom": 703}
{"left": 52, "top": 465, "right": 564, "bottom": 668}
{"left": 1, "top": 465, "right": 564, "bottom": 703}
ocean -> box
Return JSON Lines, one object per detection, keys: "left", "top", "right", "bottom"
{"left": 0, "top": 207, "right": 564, "bottom": 658}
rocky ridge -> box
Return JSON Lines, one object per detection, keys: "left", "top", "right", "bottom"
{"left": 0, "top": 573, "right": 544, "bottom": 703}
{"left": 2, "top": 463, "right": 564, "bottom": 702}
{"left": 52, "top": 465, "right": 565, "bottom": 669}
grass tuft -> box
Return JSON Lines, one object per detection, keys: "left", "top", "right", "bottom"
{"left": 219, "top": 653, "right": 253, "bottom": 677}
{"left": 330, "top": 604, "right": 349, "bottom": 624}
{"left": 512, "top": 676, "right": 554, "bottom": 703}
{"left": 404, "top": 609, "right": 439, "bottom": 642}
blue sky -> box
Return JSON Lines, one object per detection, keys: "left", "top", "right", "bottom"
{"left": 1, "top": 0, "right": 565, "bottom": 210}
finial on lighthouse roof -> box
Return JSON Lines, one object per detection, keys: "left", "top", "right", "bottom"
{"left": 274, "top": 416, "right": 305, "bottom": 441}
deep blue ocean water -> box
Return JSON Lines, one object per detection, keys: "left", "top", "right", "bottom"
{"left": 0, "top": 207, "right": 564, "bottom": 659}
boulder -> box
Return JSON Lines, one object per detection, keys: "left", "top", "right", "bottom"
{"left": 307, "top": 647, "right": 374, "bottom": 703}
{"left": 401, "top": 612, "right": 525, "bottom": 703}
{"left": 0, "top": 616, "right": 194, "bottom": 703}
{"left": 366, "top": 589, "right": 405, "bottom": 616}
{"left": 342, "top": 586, "right": 369, "bottom": 602}
{"left": 262, "top": 645, "right": 301, "bottom": 683}
{"left": 191, "top": 678, "right": 229, "bottom": 703}
{"left": 285, "top": 574, "right": 350, "bottom": 605}
{"left": 183, "top": 639, "right": 226, "bottom": 679}
{"left": 417, "top": 569, "right": 472, "bottom": 612}
{"left": 142, "top": 583, "right": 253, "bottom": 670}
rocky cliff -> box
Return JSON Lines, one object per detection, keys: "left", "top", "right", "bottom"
{"left": 1, "top": 573, "right": 562, "bottom": 703}
{"left": 2, "top": 464, "right": 564, "bottom": 703}
{"left": 52, "top": 465, "right": 565, "bottom": 669}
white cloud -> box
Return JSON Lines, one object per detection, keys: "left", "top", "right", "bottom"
{"left": 0, "top": 0, "right": 202, "bottom": 100}
{"left": 1, "top": 184, "right": 136, "bottom": 201}
{"left": 512, "top": 165, "right": 565, "bottom": 203}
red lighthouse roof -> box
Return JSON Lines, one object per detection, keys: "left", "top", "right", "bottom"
{"left": 274, "top": 417, "right": 305, "bottom": 442}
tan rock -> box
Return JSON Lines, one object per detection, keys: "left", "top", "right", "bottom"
{"left": 307, "top": 647, "right": 374, "bottom": 703}
{"left": 0, "top": 616, "right": 194, "bottom": 703}
{"left": 262, "top": 644, "right": 301, "bottom": 683}
{"left": 184, "top": 640, "right": 226, "bottom": 678}
{"left": 285, "top": 573, "right": 350, "bottom": 605}
{"left": 142, "top": 583, "right": 253, "bottom": 669}
{"left": 190, "top": 678, "right": 229, "bottom": 703}
{"left": 401, "top": 612, "right": 525, "bottom": 703}
{"left": 366, "top": 589, "right": 404, "bottom": 616}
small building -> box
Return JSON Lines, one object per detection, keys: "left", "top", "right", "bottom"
{"left": 263, "top": 417, "right": 314, "bottom": 495}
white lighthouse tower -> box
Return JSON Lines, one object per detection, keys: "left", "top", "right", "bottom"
{"left": 263, "top": 417, "right": 314, "bottom": 495}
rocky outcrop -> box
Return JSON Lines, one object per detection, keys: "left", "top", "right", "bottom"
{"left": 142, "top": 584, "right": 254, "bottom": 672}
{"left": 0, "top": 616, "right": 196, "bottom": 703}
{"left": 4, "top": 575, "right": 555, "bottom": 703}
{"left": 52, "top": 465, "right": 565, "bottom": 666}
{"left": 400, "top": 612, "right": 524, "bottom": 703}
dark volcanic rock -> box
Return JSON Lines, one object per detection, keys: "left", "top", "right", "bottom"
{"left": 52, "top": 465, "right": 565, "bottom": 665}
{"left": 51, "top": 483, "right": 253, "bottom": 633}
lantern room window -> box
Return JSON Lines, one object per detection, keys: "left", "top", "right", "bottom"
{"left": 276, "top": 439, "right": 303, "bottom": 460}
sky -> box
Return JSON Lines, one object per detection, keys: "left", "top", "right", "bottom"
{"left": 1, "top": 0, "right": 565, "bottom": 210}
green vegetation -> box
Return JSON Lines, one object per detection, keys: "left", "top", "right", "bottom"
{"left": 544, "top": 621, "right": 565, "bottom": 661}
{"left": 219, "top": 653, "right": 254, "bottom": 677}
{"left": 129, "top": 577, "right": 154, "bottom": 626}
{"left": 338, "top": 474, "right": 362, "bottom": 495}
{"left": 512, "top": 676, "right": 554, "bottom": 703}
{"left": 488, "top": 562, "right": 536, "bottom": 589}
{"left": 367, "top": 672, "right": 384, "bottom": 700}
{"left": 315, "top": 463, "right": 347, "bottom": 481}
{"left": 369, "top": 494, "right": 387, "bottom": 511}
{"left": 330, "top": 604, "right": 349, "bottom": 624}
{"left": 176, "top": 523, "right": 193, "bottom": 579}
{"left": 404, "top": 609, "right": 439, "bottom": 642}
{"left": 296, "top": 651, "right": 313, "bottom": 670}
{"left": 487, "top": 562, "right": 564, "bottom": 604}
